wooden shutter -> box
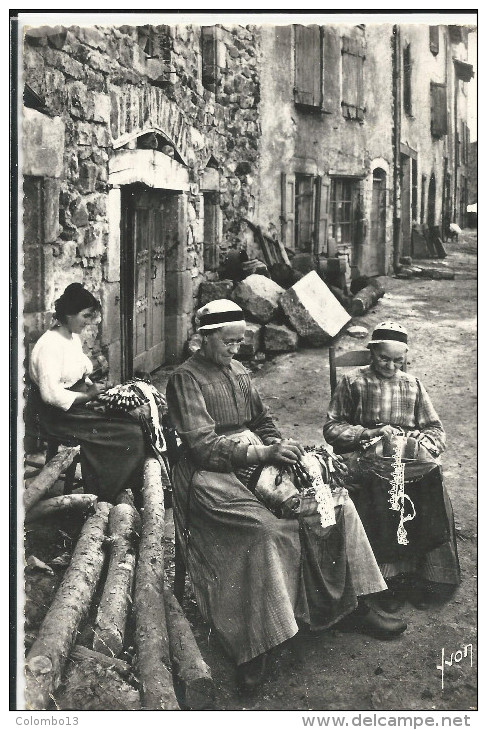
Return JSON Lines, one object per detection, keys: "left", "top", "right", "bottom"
{"left": 294, "top": 25, "right": 321, "bottom": 107}
{"left": 341, "top": 36, "right": 366, "bottom": 117}
{"left": 281, "top": 173, "right": 295, "bottom": 251}
{"left": 322, "top": 28, "right": 341, "bottom": 114}
{"left": 429, "top": 26, "right": 439, "bottom": 55}
{"left": 430, "top": 82, "right": 447, "bottom": 137}
{"left": 315, "top": 177, "right": 330, "bottom": 255}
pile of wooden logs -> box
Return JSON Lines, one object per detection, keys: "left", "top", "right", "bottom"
{"left": 24, "top": 456, "right": 215, "bottom": 711}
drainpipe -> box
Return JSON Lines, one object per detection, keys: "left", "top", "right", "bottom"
{"left": 392, "top": 25, "right": 402, "bottom": 271}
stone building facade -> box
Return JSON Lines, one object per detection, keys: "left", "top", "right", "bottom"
{"left": 255, "top": 23, "right": 395, "bottom": 280}
{"left": 21, "top": 21, "right": 474, "bottom": 379}
{"left": 22, "top": 23, "right": 262, "bottom": 381}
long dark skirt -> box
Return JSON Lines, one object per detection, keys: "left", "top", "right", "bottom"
{"left": 345, "top": 459, "right": 460, "bottom": 586}
{"left": 38, "top": 400, "right": 146, "bottom": 501}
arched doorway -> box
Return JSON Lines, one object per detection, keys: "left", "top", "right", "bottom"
{"left": 370, "top": 168, "right": 387, "bottom": 274}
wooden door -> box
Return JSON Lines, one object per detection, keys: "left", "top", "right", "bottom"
{"left": 121, "top": 185, "right": 168, "bottom": 376}
{"left": 370, "top": 169, "right": 387, "bottom": 275}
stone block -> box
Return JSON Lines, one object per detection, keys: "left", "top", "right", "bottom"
{"left": 78, "top": 162, "right": 98, "bottom": 193}
{"left": 199, "top": 279, "right": 234, "bottom": 306}
{"left": 68, "top": 81, "right": 93, "bottom": 119}
{"left": 107, "top": 340, "right": 122, "bottom": 384}
{"left": 105, "top": 188, "right": 120, "bottom": 282}
{"left": 166, "top": 270, "right": 194, "bottom": 317}
{"left": 264, "top": 323, "right": 299, "bottom": 353}
{"left": 165, "top": 313, "right": 191, "bottom": 364}
{"left": 43, "top": 178, "right": 61, "bottom": 243}
{"left": 78, "top": 223, "right": 105, "bottom": 258}
{"left": 71, "top": 199, "right": 89, "bottom": 228}
{"left": 92, "top": 92, "right": 111, "bottom": 124}
{"left": 232, "top": 274, "right": 284, "bottom": 324}
{"left": 279, "top": 271, "right": 351, "bottom": 346}
{"left": 22, "top": 109, "right": 65, "bottom": 178}
{"left": 77, "top": 122, "right": 93, "bottom": 146}
{"left": 100, "top": 282, "right": 121, "bottom": 346}
{"left": 236, "top": 322, "right": 261, "bottom": 360}
{"left": 93, "top": 125, "right": 111, "bottom": 148}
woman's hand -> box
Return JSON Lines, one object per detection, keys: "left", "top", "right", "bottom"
{"left": 266, "top": 439, "right": 304, "bottom": 465}
{"left": 86, "top": 382, "right": 110, "bottom": 400}
{"left": 361, "top": 425, "right": 403, "bottom": 441}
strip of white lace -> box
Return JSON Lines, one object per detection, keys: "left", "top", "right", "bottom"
{"left": 388, "top": 435, "right": 416, "bottom": 544}
{"left": 301, "top": 452, "right": 336, "bottom": 528}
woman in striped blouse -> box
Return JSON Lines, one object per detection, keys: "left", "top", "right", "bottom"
{"left": 323, "top": 322, "right": 460, "bottom": 613}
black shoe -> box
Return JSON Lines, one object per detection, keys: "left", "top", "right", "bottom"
{"left": 236, "top": 653, "right": 268, "bottom": 692}
{"left": 375, "top": 588, "right": 405, "bottom": 614}
{"left": 338, "top": 604, "right": 407, "bottom": 639}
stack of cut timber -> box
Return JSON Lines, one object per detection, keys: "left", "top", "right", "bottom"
{"left": 24, "top": 457, "right": 215, "bottom": 710}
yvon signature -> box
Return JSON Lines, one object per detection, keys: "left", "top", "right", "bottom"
{"left": 437, "top": 643, "right": 473, "bottom": 690}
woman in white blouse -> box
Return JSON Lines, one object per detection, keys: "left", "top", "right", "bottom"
{"left": 29, "top": 283, "right": 145, "bottom": 501}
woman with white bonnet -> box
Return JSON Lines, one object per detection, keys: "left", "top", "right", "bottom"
{"left": 166, "top": 301, "right": 407, "bottom": 691}
{"left": 323, "top": 321, "right": 460, "bottom": 613}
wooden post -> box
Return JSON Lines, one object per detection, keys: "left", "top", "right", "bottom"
{"left": 164, "top": 587, "right": 215, "bottom": 709}
{"left": 24, "top": 502, "right": 111, "bottom": 710}
{"left": 24, "top": 447, "right": 80, "bottom": 512}
{"left": 134, "top": 458, "right": 179, "bottom": 710}
{"left": 93, "top": 504, "right": 139, "bottom": 657}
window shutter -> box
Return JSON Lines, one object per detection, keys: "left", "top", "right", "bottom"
{"left": 429, "top": 26, "right": 439, "bottom": 55}
{"left": 315, "top": 177, "right": 330, "bottom": 255}
{"left": 430, "top": 82, "right": 447, "bottom": 137}
{"left": 202, "top": 26, "right": 218, "bottom": 92}
{"left": 281, "top": 173, "right": 295, "bottom": 251}
{"left": 294, "top": 25, "right": 321, "bottom": 107}
{"left": 341, "top": 36, "right": 366, "bottom": 118}
{"left": 322, "top": 28, "right": 340, "bottom": 114}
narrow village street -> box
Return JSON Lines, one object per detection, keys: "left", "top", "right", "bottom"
{"left": 165, "top": 231, "right": 477, "bottom": 712}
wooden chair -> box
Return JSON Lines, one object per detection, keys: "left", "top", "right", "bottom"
{"left": 329, "top": 345, "right": 407, "bottom": 393}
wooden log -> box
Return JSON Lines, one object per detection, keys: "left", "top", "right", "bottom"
{"left": 25, "top": 494, "right": 98, "bottom": 522}
{"left": 164, "top": 587, "right": 215, "bottom": 709}
{"left": 116, "top": 489, "right": 142, "bottom": 536}
{"left": 24, "top": 447, "right": 80, "bottom": 512}
{"left": 24, "top": 502, "right": 111, "bottom": 710}
{"left": 25, "top": 633, "right": 133, "bottom": 679}
{"left": 349, "top": 283, "right": 386, "bottom": 316}
{"left": 134, "top": 458, "right": 179, "bottom": 710}
{"left": 93, "top": 504, "right": 139, "bottom": 657}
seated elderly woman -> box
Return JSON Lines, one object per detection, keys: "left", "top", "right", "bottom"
{"left": 29, "top": 283, "right": 146, "bottom": 502}
{"left": 166, "top": 300, "right": 407, "bottom": 691}
{"left": 323, "top": 321, "right": 460, "bottom": 613}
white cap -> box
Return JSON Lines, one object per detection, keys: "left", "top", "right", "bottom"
{"left": 196, "top": 299, "right": 245, "bottom": 332}
{"left": 367, "top": 321, "right": 409, "bottom": 348}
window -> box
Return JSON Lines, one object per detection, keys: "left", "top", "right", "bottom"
{"left": 281, "top": 173, "right": 330, "bottom": 254}
{"left": 294, "top": 25, "right": 322, "bottom": 108}
{"left": 294, "top": 175, "right": 317, "bottom": 251}
{"left": 420, "top": 174, "right": 427, "bottom": 224}
{"left": 203, "top": 192, "right": 221, "bottom": 272}
{"left": 201, "top": 26, "right": 219, "bottom": 93}
{"left": 330, "top": 178, "right": 356, "bottom": 245}
{"left": 412, "top": 158, "right": 418, "bottom": 221}
{"left": 430, "top": 82, "right": 447, "bottom": 137}
{"left": 429, "top": 26, "right": 439, "bottom": 55}
{"left": 341, "top": 35, "right": 365, "bottom": 120}
{"left": 403, "top": 44, "right": 412, "bottom": 116}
